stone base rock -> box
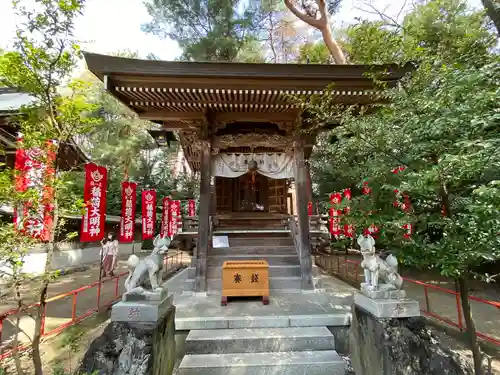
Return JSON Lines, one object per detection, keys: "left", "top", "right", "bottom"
{"left": 354, "top": 292, "right": 419, "bottom": 318}
{"left": 78, "top": 305, "right": 176, "bottom": 375}
{"left": 349, "top": 304, "right": 473, "bottom": 375}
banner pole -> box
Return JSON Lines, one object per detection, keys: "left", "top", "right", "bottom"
{"left": 97, "top": 242, "right": 104, "bottom": 308}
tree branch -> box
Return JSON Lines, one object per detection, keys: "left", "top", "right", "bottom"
{"left": 356, "top": 1, "right": 403, "bottom": 29}
{"left": 284, "top": 0, "right": 323, "bottom": 29}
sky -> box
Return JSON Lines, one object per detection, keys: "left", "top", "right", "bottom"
{"left": 0, "top": 0, "right": 484, "bottom": 62}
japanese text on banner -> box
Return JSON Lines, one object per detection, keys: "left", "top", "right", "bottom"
{"left": 161, "top": 197, "right": 170, "bottom": 238}
{"left": 170, "top": 200, "right": 181, "bottom": 236}
{"left": 81, "top": 163, "right": 107, "bottom": 242}
{"left": 14, "top": 139, "right": 56, "bottom": 241}
{"left": 120, "top": 182, "right": 137, "bottom": 242}
{"left": 141, "top": 190, "right": 156, "bottom": 240}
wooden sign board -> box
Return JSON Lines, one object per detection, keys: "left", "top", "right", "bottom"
{"left": 213, "top": 235, "right": 229, "bottom": 248}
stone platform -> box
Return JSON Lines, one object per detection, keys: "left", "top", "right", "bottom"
{"left": 167, "top": 267, "right": 354, "bottom": 375}
{"left": 165, "top": 268, "right": 354, "bottom": 330}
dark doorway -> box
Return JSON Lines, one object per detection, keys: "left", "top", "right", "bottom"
{"left": 233, "top": 174, "right": 269, "bottom": 212}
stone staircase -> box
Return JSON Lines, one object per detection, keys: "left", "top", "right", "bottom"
{"left": 177, "top": 232, "right": 346, "bottom": 373}
{"left": 178, "top": 326, "right": 345, "bottom": 374}
{"left": 184, "top": 233, "right": 321, "bottom": 294}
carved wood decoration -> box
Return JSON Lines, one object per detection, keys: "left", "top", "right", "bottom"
{"left": 83, "top": 53, "right": 412, "bottom": 173}
{"left": 213, "top": 133, "right": 294, "bottom": 150}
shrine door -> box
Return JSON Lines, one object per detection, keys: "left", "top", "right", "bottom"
{"left": 268, "top": 179, "right": 287, "bottom": 213}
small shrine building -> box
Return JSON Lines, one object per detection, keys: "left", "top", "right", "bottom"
{"left": 83, "top": 53, "right": 410, "bottom": 293}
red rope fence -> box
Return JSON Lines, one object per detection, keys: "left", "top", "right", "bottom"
{"left": 0, "top": 251, "right": 185, "bottom": 362}
{"left": 315, "top": 253, "right": 500, "bottom": 346}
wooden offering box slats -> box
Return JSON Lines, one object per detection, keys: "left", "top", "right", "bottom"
{"left": 221, "top": 260, "right": 270, "bottom": 305}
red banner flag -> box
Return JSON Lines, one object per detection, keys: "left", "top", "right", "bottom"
{"left": 343, "top": 188, "right": 352, "bottom": 200}
{"left": 363, "top": 224, "right": 380, "bottom": 239}
{"left": 307, "top": 201, "right": 313, "bottom": 216}
{"left": 361, "top": 181, "right": 372, "bottom": 195}
{"left": 188, "top": 199, "right": 196, "bottom": 217}
{"left": 81, "top": 163, "right": 107, "bottom": 242}
{"left": 142, "top": 190, "right": 156, "bottom": 240}
{"left": 161, "top": 197, "right": 171, "bottom": 238}
{"left": 119, "top": 182, "right": 137, "bottom": 243}
{"left": 329, "top": 205, "right": 343, "bottom": 236}
{"left": 170, "top": 200, "right": 181, "bottom": 236}
{"left": 14, "top": 139, "right": 56, "bottom": 241}
{"left": 330, "top": 192, "right": 342, "bottom": 205}
{"left": 403, "top": 223, "right": 413, "bottom": 239}
{"left": 344, "top": 224, "right": 355, "bottom": 238}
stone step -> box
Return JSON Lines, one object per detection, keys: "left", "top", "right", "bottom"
{"left": 187, "top": 265, "right": 302, "bottom": 279}
{"left": 175, "top": 313, "right": 351, "bottom": 331}
{"left": 184, "top": 327, "right": 335, "bottom": 354}
{"left": 210, "top": 245, "right": 296, "bottom": 255}
{"left": 218, "top": 222, "right": 285, "bottom": 230}
{"left": 207, "top": 276, "right": 302, "bottom": 292}
{"left": 208, "top": 254, "right": 300, "bottom": 267}
{"left": 224, "top": 237, "right": 294, "bottom": 246}
{"left": 177, "top": 350, "right": 345, "bottom": 375}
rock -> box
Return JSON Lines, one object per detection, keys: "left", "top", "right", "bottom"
{"left": 350, "top": 305, "right": 473, "bottom": 375}
{"left": 78, "top": 305, "right": 176, "bottom": 375}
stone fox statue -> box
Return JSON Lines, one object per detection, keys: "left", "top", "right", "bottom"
{"left": 358, "top": 234, "right": 403, "bottom": 291}
{"left": 124, "top": 234, "right": 171, "bottom": 293}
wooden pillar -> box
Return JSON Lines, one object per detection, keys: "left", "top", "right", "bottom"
{"left": 305, "top": 163, "right": 312, "bottom": 200}
{"left": 293, "top": 138, "right": 314, "bottom": 290}
{"left": 210, "top": 177, "right": 216, "bottom": 215}
{"left": 195, "top": 123, "right": 212, "bottom": 293}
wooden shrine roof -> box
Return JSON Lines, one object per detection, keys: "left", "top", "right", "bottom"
{"left": 0, "top": 89, "right": 88, "bottom": 170}
{"left": 83, "top": 52, "right": 412, "bottom": 171}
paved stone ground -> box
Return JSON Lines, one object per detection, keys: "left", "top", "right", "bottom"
{"left": 2, "top": 250, "right": 499, "bottom": 373}
{"left": 0, "top": 251, "right": 190, "bottom": 350}
{"left": 167, "top": 269, "right": 354, "bottom": 326}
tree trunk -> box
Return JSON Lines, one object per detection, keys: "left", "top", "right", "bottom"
{"left": 13, "top": 280, "right": 25, "bottom": 375}
{"left": 31, "top": 282, "right": 47, "bottom": 375}
{"left": 31, "top": 196, "right": 58, "bottom": 375}
{"left": 458, "top": 275, "right": 484, "bottom": 375}
{"left": 321, "top": 26, "right": 347, "bottom": 64}
{"left": 433, "top": 155, "right": 483, "bottom": 374}
{"left": 283, "top": 0, "right": 346, "bottom": 64}
{"left": 481, "top": 0, "right": 500, "bottom": 36}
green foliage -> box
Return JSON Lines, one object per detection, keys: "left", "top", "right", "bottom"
{"left": 308, "top": 0, "right": 500, "bottom": 281}
{"left": 0, "top": 1, "right": 97, "bottom": 373}
{"left": 142, "top": 0, "right": 268, "bottom": 61}
{"left": 342, "top": 21, "right": 404, "bottom": 64}
{"left": 296, "top": 42, "right": 331, "bottom": 64}
{"left": 53, "top": 324, "right": 85, "bottom": 374}
{"left": 343, "top": 0, "right": 496, "bottom": 65}
{"left": 63, "top": 67, "right": 196, "bottom": 217}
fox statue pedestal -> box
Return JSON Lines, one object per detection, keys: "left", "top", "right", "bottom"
{"left": 78, "top": 235, "right": 177, "bottom": 375}
{"left": 348, "top": 235, "right": 471, "bottom": 375}
{"left": 111, "top": 283, "right": 174, "bottom": 323}
{"left": 112, "top": 234, "right": 174, "bottom": 322}
{"left": 355, "top": 234, "right": 420, "bottom": 319}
